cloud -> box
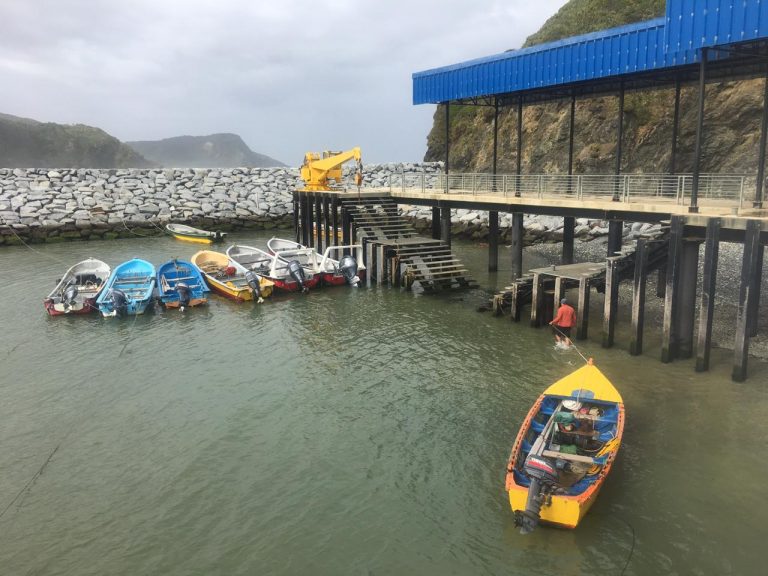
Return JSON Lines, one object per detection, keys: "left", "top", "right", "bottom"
{"left": 0, "top": 0, "right": 567, "bottom": 164}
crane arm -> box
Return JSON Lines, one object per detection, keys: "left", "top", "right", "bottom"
{"left": 300, "top": 147, "right": 363, "bottom": 191}
{"left": 305, "top": 147, "right": 361, "bottom": 171}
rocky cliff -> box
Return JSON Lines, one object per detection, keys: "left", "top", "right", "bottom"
{"left": 424, "top": 0, "right": 764, "bottom": 175}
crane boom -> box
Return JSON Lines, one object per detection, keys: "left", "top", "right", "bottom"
{"left": 300, "top": 147, "right": 362, "bottom": 191}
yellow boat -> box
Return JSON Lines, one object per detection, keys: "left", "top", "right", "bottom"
{"left": 505, "top": 359, "right": 624, "bottom": 533}
{"left": 167, "top": 223, "right": 227, "bottom": 244}
{"left": 191, "top": 250, "right": 274, "bottom": 302}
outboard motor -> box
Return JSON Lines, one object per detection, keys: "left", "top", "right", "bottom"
{"left": 110, "top": 288, "right": 129, "bottom": 317}
{"left": 338, "top": 255, "right": 360, "bottom": 287}
{"left": 62, "top": 283, "right": 79, "bottom": 312}
{"left": 244, "top": 270, "right": 264, "bottom": 303}
{"left": 176, "top": 282, "right": 191, "bottom": 311}
{"left": 515, "top": 455, "right": 559, "bottom": 534}
{"left": 287, "top": 260, "right": 308, "bottom": 293}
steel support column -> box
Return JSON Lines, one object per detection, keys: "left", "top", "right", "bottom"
{"left": 488, "top": 211, "right": 499, "bottom": 272}
{"left": 607, "top": 220, "right": 623, "bottom": 257}
{"left": 515, "top": 98, "right": 523, "bottom": 197}
{"left": 431, "top": 207, "right": 441, "bottom": 239}
{"left": 613, "top": 82, "right": 624, "bottom": 202}
{"left": 293, "top": 192, "right": 300, "bottom": 243}
{"left": 696, "top": 218, "right": 720, "bottom": 372}
{"left": 567, "top": 95, "right": 576, "bottom": 178}
{"left": 670, "top": 77, "right": 681, "bottom": 174}
{"left": 562, "top": 216, "right": 575, "bottom": 264}
{"left": 691, "top": 48, "right": 708, "bottom": 214}
{"left": 440, "top": 206, "right": 451, "bottom": 247}
{"left": 302, "top": 195, "right": 311, "bottom": 247}
{"left": 314, "top": 196, "right": 322, "bottom": 252}
{"left": 662, "top": 215, "right": 684, "bottom": 362}
{"left": 629, "top": 238, "right": 649, "bottom": 356}
{"left": 323, "top": 195, "right": 331, "bottom": 249}
{"left": 511, "top": 212, "right": 524, "bottom": 280}
{"left": 755, "top": 75, "right": 768, "bottom": 209}
{"left": 445, "top": 102, "right": 450, "bottom": 175}
{"left": 331, "top": 197, "right": 339, "bottom": 246}
{"left": 733, "top": 220, "right": 762, "bottom": 382}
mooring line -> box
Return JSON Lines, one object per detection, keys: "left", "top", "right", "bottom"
{"left": 551, "top": 325, "right": 590, "bottom": 364}
{"left": 0, "top": 444, "right": 60, "bottom": 521}
{"left": 0, "top": 215, "right": 70, "bottom": 266}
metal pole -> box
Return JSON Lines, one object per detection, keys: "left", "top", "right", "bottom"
{"left": 755, "top": 75, "right": 768, "bottom": 208}
{"left": 492, "top": 98, "right": 499, "bottom": 178}
{"left": 613, "top": 82, "right": 625, "bottom": 202}
{"left": 691, "top": 47, "right": 708, "bottom": 213}
{"left": 670, "top": 77, "right": 681, "bottom": 174}
{"left": 516, "top": 97, "right": 523, "bottom": 197}
{"left": 444, "top": 102, "right": 450, "bottom": 177}
{"left": 568, "top": 94, "right": 576, "bottom": 177}
{"left": 490, "top": 97, "right": 500, "bottom": 272}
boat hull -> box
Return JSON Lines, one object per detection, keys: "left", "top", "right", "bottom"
{"left": 157, "top": 259, "right": 210, "bottom": 309}
{"left": 321, "top": 269, "right": 366, "bottom": 286}
{"left": 170, "top": 232, "right": 214, "bottom": 244}
{"left": 44, "top": 296, "right": 99, "bottom": 316}
{"left": 192, "top": 250, "right": 274, "bottom": 302}
{"left": 44, "top": 258, "right": 111, "bottom": 316}
{"left": 96, "top": 258, "right": 156, "bottom": 318}
{"left": 271, "top": 274, "right": 321, "bottom": 293}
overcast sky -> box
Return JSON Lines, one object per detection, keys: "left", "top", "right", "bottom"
{"left": 0, "top": 0, "right": 568, "bottom": 166}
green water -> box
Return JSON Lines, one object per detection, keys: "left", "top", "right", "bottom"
{"left": 1, "top": 231, "right": 766, "bottom": 576}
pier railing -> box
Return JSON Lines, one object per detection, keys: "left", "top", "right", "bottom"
{"left": 387, "top": 173, "right": 753, "bottom": 207}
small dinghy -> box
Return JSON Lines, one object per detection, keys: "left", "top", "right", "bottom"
{"left": 191, "top": 250, "right": 273, "bottom": 302}
{"left": 157, "top": 258, "right": 210, "bottom": 310}
{"left": 505, "top": 359, "right": 624, "bottom": 533}
{"left": 227, "top": 244, "right": 320, "bottom": 293}
{"left": 267, "top": 237, "right": 365, "bottom": 287}
{"left": 166, "top": 223, "right": 227, "bottom": 244}
{"left": 44, "top": 258, "right": 111, "bottom": 316}
{"left": 96, "top": 258, "right": 156, "bottom": 317}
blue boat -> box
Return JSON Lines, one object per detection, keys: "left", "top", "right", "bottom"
{"left": 157, "top": 258, "right": 210, "bottom": 310}
{"left": 96, "top": 258, "right": 156, "bottom": 317}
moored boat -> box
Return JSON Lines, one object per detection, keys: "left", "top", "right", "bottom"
{"left": 44, "top": 258, "right": 111, "bottom": 316}
{"left": 157, "top": 258, "right": 210, "bottom": 310}
{"left": 266, "top": 237, "right": 365, "bottom": 287}
{"left": 505, "top": 359, "right": 624, "bottom": 533}
{"left": 191, "top": 250, "right": 273, "bottom": 302}
{"left": 166, "top": 223, "right": 227, "bottom": 244}
{"left": 226, "top": 244, "right": 320, "bottom": 293}
{"left": 96, "top": 258, "right": 156, "bottom": 317}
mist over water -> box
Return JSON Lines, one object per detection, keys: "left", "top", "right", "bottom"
{"left": 1, "top": 231, "right": 766, "bottom": 575}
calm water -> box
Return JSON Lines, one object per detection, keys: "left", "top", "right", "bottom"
{"left": 1, "top": 230, "right": 766, "bottom": 576}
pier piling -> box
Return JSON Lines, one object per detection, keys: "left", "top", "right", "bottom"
{"left": 511, "top": 213, "right": 524, "bottom": 280}
{"left": 733, "top": 220, "right": 762, "bottom": 382}
{"left": 662, "top": 216, "right": 684, "bottom": 363}
{"left": 488, "top": 211, "right": 499, "bottom": 272}
{"left": 630, "top": 238, "right": 649, "bottom": 356}
{"left": 696, "top": 218, "right": 720, "bottom": 372}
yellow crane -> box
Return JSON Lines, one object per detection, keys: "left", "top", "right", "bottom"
{"left": 299, "top": 147, "right": 363, "bottom": 192}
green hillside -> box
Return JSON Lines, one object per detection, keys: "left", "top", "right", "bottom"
{"left": 127, "top": 134, "right": 285, "bottom": 168}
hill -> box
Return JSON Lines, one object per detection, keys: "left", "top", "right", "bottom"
{"left": 126, "top": 133, "right": 285, "bottom": 168}
{"left": 0, "top": 113, "right": 153, "bottom": 168}
{"left": 423, "top": 0, "right": 763, "bottom": 176}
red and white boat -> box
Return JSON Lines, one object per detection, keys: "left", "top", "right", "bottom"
{"left": 44, "top": 258, "right": 111, "bottom": 316}
{"left": 266, "top": 237, "right": 365, "bottom": 287}
{"left": 226, "top": 244, "right": 321, "bottom": 293}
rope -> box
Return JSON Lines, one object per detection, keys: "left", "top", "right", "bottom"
{"left": 551, "top": 325, "right": 590, "bottom": 364}
{"left": 0, "top": 215, "right": 70, "bottom": 266}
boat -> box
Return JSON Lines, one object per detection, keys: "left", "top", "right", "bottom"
{"left": 266, "top": 237, "right": 365, "bottom": 287}
{"left": 166, "top": 223, "right": 227, "bottom": 244}
{"left": 44, "top": 258, "right": 111, "bottom": 316}
{"left": 226, "top": 244, "right": 320, "bottom": 293}
{"left": 95, "top": 258, "right": 157, "bottom": 317}
{"left": 504, "top": 359, "right": 624, "bottom": 533}
{"left": 191, "top": 250, "right": 273, "bottom": 302}
{"left": 157, "top": 258, "right": 210, "bottom": 310}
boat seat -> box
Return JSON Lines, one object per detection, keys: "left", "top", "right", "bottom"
{"left": 542, "top": 449, "right": 595, "bottom": 464}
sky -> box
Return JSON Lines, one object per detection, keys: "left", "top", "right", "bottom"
{"left": 0, "top": 0, "right": 568, "bottom": 166}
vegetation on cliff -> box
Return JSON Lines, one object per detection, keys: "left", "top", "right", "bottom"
{"left": 424, "top": 0, "right": 764, "bottom": 176}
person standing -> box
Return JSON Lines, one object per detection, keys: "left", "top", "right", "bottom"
{"left": 550, "top": 298, "right": 576, "bottom": 347}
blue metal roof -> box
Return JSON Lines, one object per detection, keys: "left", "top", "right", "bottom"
{"left": 413, "top": 0, "right": 768, "bottom": 104}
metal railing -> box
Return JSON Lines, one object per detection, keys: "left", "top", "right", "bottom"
{"left": 387, "top": 172, "right": 753, "bottom": 207}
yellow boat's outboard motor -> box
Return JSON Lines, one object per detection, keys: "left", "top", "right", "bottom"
{"left": 62, "top": 283, "right": 79, "bottom": 312}
{"left": 516, "top": 455, "right": 558, "bottom": 534}
{"left": 339, "top": 255, "right": 360, "bottom": 287}
{"left": 287, "top": 260, "right": 308, "bottom": 293}
{"left": 245, "top": 271, "right": 264, "bottom": 303}
{"left": 110, "top": 288, "right": 128, "bottom": 317}
{"left": 176, "top": 281, "right": 191, "bottom": 311}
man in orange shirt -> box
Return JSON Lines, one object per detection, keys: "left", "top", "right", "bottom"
{"left": 550, "top": 298, "right": 576, "bottom": 347}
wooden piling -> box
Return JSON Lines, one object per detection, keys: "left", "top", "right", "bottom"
{"left": 510, "top": 283, "right": 522, "bottom": 322}
{"left": 331, "top": 197, "right": 339, "bottom": 246}
{"left": 440, "top": 206, "right": 451, "bottom": 247}
{"left": 662, "top": 215, "right": 684, "bottom": 363}
{"left": 302, "top": 195, "right": 311, "bottom": 247}
{"left": 629, "top": 238, "right": 648, "bottom": 355}
{"left": 511, "top": 212, "right": 524, "bottom": 280}
{"left": 554, "top": 277, "right": 565, "bottom": 312}
{"left": 293, "top": 193, "right": 300, "bottom": 243}
{"left": 576, "top": 275, "right": 590, "bottom": 340}
{"left": 315, "top": 196, "right": 322, "bottom": 252}
{"left": 696, "top": 218, "right": 720, "bottom": 372}
{"left": 748, "top": 245, "right": 764, "bottom": 338}
{"left": 602, "top": 257, "right": 620, "bottom": 348}
{"left": 733, "top": 220, "right": 762, "bottom": 382}
{"left": 531, "top": 273, "right": 543, "bottom": 327}
{"left": 323, "top": 196, "right": 331, "bottom": 249}
{"left": 431, "top": 206, "right": 441, "bottom": 239}
{"left": 677, "top": 240, "right": 701, "bottom": 359}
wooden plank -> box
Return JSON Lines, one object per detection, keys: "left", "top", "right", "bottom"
{"left": 542, "top": 450, "right": 595, "bottom": 464}
{"left": 602, "top": 257, "right": 619, "bottom": 348}
{"left": 630, "top": 238, "right": 648, "bottom": 356}
{"left": 733, "top": 220, "right": 762, "bottom": 382}
{"left": 696, "top": 218, "right": 720, "bottom": 372}
{"left": 531, "top": 273, "right": 543, "bottom": 327}
{"left": 661, "top": 215, "right": 684, "bottom": 363}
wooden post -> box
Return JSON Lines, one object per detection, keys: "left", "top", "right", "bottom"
{"left": 629, "top": 238, "right": 649, "bottom": 356}
{"left": 511, "top": 212, "right": 524, "bottom": 280}
{"left": 733, "top": 220, "right": 762, "bottom": 382}
{"left": 662, "top": 215, "right": 684, "bottom": 362}
{"left": 677, "top": 240, "right": 701, "bottom": 359}
{"left": 314, "top": 196, "right": 323, "bottom": 252}
{"left": 602, "top": 257, "right": 620, "bottom": 348}
{"left": 331, "top": 197, "right": 339, "bottom": 246}
{"left": 562, "top": 216, "right": 575, "bottom": 264}
{"left": 656, "top": 267, "right": 667, "bottom": 299}
{"left": 531, "top": 273, "right": 543, "bottom": 327}
{"left": 510, "top": 283, "right": 521, "bottom": 322}
{"left": 554, "top": 277, "right": 565, "bottom": 312}
{"left": 440, "top": 206, "right": 451, "bottom": 247}
{"left": 431, "top": 206, "right": 441, "bottom": 239}
{"left": 365, "top": 240, "right": 373, "bottom": 287}
{"left": 576, "top": 275, "right": 590, "bottom": 340}
{"left": 341, "top": 207, "right": 350, "bottom": 248}
{"left": 323, "top": 195, "right": 331, "bottom": 249}
{"left": 748, "top": 245, "right": 764, "bottom": 337}
{"left": 302, "top": 195, "right": 312, "bottom": 247}
{"left": 696, "top": 218, "right": 720, "bottom": 372}
{"left": 488, "top": 211, "right": 499, "bottom": 272}
{"left": 293, "top": 192, "right": 300, "bottom": 243}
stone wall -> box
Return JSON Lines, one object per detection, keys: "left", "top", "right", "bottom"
{"left": 0, "top": 163, "right": 629, "bottom": 245}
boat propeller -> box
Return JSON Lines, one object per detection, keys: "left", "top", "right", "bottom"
{"left": 176, "top": 281, "right": 191, "bottom": 312}
{"left": 110, "top": 288, "right": 129, "bottom": 317}
{"left": 62, "top": 283, "right": 79, "bottom": 312}
{"left": 287, "top": 260, "right": 308, "bottom": 293}
{"left": 339, "top": 255, "right": 360, "bottom": 287}
{"left": 516, "top": 455, "right": 559, "bottom": 534}
{"left": 245, "top": 271, "right": 264, "bottom": 303}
